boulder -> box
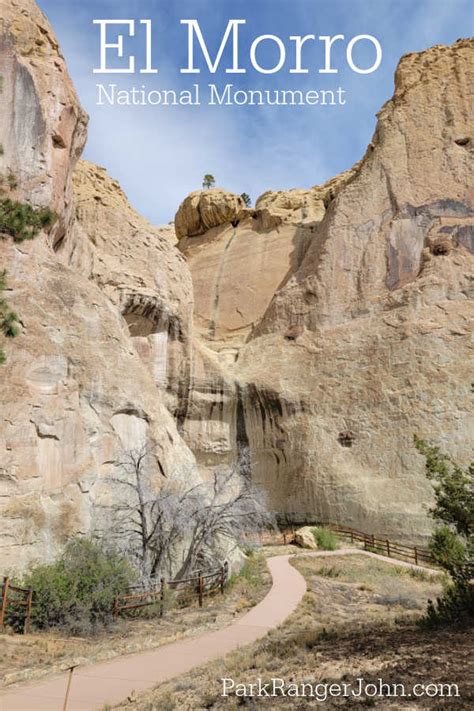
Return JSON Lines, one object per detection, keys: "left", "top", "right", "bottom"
{"left": 175, "top": 189, "right": 244, "bottom": 239}
{"left": 293, "top": 527, "right": 318, "bottom": 550}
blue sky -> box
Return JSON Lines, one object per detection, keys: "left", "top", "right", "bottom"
{"left": 37, "top": 0, "right": 472, "bottom": 224}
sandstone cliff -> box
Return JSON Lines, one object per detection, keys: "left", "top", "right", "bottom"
{"left": 0, "top": 0, "right": 198, "bottom": 572}
{"left": 236, "top": 41, "right": 473, "bottom": 539}
{"left": 175, "top": 40, "right": 473, "bottom": 541}
{"left": 0, "top": 0, "right": 472, "bottom": 571}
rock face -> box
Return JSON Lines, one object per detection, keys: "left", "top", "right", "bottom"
{"left": 175, "top": 189, "right": 244, "bottom": 239}
{"left": 241, "top": 40, "right": 474, "bottom": 541}
{"left": 255, "top": 167, "right": 358, "bottom": 230}
{"left": 0, "top": 0, "right": 198, "bottom": 572}
{"left": 178, "top": 213, "right": 313, "bottom": 352}
{"left": 0, "top": 0, "right": 472, "bottom": 572}
{"left": 63, "top": 160, "right": 194, "bottom": 416}
{"left": 177, "top": 171, "right": 359, "bottom": 352}
{"left": 0, "top": 0, "right": 87, "bottom": 244}
{"left": 176, "top": 39, "right": 474, "bottom": 542}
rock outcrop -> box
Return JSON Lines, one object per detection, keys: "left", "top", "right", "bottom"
{"left": 255, "top": 166, "right": 359, "bottom": 229}
{"left": 64, "top": 160, "right": 193, "bottom": 415}
{"left": 177, "top": 212, "right": 313, "bottom": 351}
{"left": 176, "top": 170, "right": 361, "bottom": 351}
{"left": 292, "top": 526, "right": 318, "bottom": 550}
{"left": 0, "top": 0, "right": 198, "bottom": 572}
{"left": 241, "top": 41, "right": 473, "bottom": 540}
{"left": 175, "top": 189, "right": 244, "bottom": 239}
{"left": 0, "top": 0, "right": 87, "bottom": 245}
{"left": 176, "top": 39, "right": 474, "bottom": 542}
{"left": 0, "top": 0, "right": 472, "bottom": 572}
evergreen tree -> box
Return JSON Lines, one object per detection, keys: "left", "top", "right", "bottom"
{"left": 202, "top": 174, "right": 215, "bottom": 189}
{"left": 414, "top": 435, "right": 473, "bottom": 626}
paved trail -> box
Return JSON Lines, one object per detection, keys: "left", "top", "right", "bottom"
{"left": 0, "top": 549, "right": 437, "bottom": 711}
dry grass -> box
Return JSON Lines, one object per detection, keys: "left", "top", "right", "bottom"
{"left": 116, "top": 554, "right": 472, "bottom": 709}
{"left": 0, "top": 552, "right": 271, "bottom": 688}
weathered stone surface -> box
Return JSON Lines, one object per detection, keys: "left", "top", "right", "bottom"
{"left": 1, "top": 0, "right": 472, "bottom": 572}
{"left": 175, "top": 189, "right": 244, "bottom": 239}
{"left": 0, "top": 0, "right": 199, "bottom": 573}
{"left": 0, "top": 235, "right": 197, "bottom": 572}
{"left": 0, "top": 0, "right": 88, "bottom": 245}
{"left": 63, "top": 159, "right": 194, "bottom": 415}
{"left": 256, "top": 189, "right": 326, "bottom": 227}
{"left": 178, "top": 39, "right": 474, "bottom": 543}
{"left": 293, "top": 526, "right": 318, "bottom": 550}
{"left": 234, "top": 39, "right": 474, "bottom": 542}
{"left": 257, "top": 40, "right": 473, "bottom": 332}
{"left": 255, "top": 167, "right": 358, "bottom": 229}
{"left": 67, "top": 160, "right": 189, "bottom": 330}
{"left": 177, "top": 168, "right": 361, "bottom": 351}
{"left": 178, "top": 213, "right": 314, "bottom": 350}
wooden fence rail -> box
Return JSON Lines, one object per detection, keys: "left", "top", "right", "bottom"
{"left": 260, "top": 522, "right": 436, "bottom": 566}
{"left": 0, "top": 576, "right": 33, "bottom": 633}
{"left": 113, "top": 562, "right": 229, "bottom": 618}
{"left": 1, "top": 518, "right": 440, "bottom": 633}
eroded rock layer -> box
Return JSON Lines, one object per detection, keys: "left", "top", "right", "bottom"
{"left": 0, "top": 0, "right": 198, "bottom": 572}
{"left": 0, "top": 0, "right": 472, "bottom": 571}
{"left": 176, "top": 39, "right": 474, "bottom": 542}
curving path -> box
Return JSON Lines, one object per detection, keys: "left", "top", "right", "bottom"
{"left": 0, "top": 549, "right": 437, "bottom": 711}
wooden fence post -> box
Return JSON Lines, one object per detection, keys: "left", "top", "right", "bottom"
{"left": 160, "top": 578, "right": 165, "bottom": 617}
{"left": 113, "top": 596, "right": 119, "bottom": 619}
{"left": 198, "top": 572, "right": 203, "bottom": 608}
{"left": 62, "top": 665, "right": 78, "bottom": 711}
{"left": 350, "top": 531, "right": 354, "bottom": 544}
{"left": 0, "top": 577, "right": 9, "bottom": 631}
{"left": 386, "top": 540, "right": 390, "bottom": 557}
{"left": 283, "top": 532, "right": 287, "bottom": 545}
{"left": 414, "top": 546, "right": 418, "bottom": 565}
{"left": 220, "top": 566, "right": 225, "bottom": 595}
{"left": 24, "top": 587, "right": 33, "bottom": 634}
{"left": 371, "top": 534, "right": 375, "bottom": 548}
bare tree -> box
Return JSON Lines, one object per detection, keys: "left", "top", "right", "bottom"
{"left": 102, "top": 446, "right": 272, "bottom": 584}
{"left": 174, "top": 452, "right": 272, "bottom": 578}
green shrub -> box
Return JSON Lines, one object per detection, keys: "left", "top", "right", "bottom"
{"left": 0, "top": 198, "right": 55, "bottom": 241}
{"left": 316, "top": 565, "right": 341, "bottom": 578}
{"left": 229, "top": 552, "right": 261, "bottom": 589}
{"left": 429, "top": 525, "right": 467, "bottom": 574}
{"left": 415, "top": 437, "right": 473, "bottom": 627}
{"left": 311, "top": 527, "right": 338, "bottom": 551}
{"left": 19, "top": 538, "right": 135, "bottom": 635}
{"left": 414, "top": 435, "right": 473, "bottom": 538}
{"left": 0, "top": 270, "right": 19, "bottom": 365}
{"left": 7, "top": 171, "right": 17, "bottom": 190}
{"left": 421, "top": 582, "right": 474, "bottom": 628}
